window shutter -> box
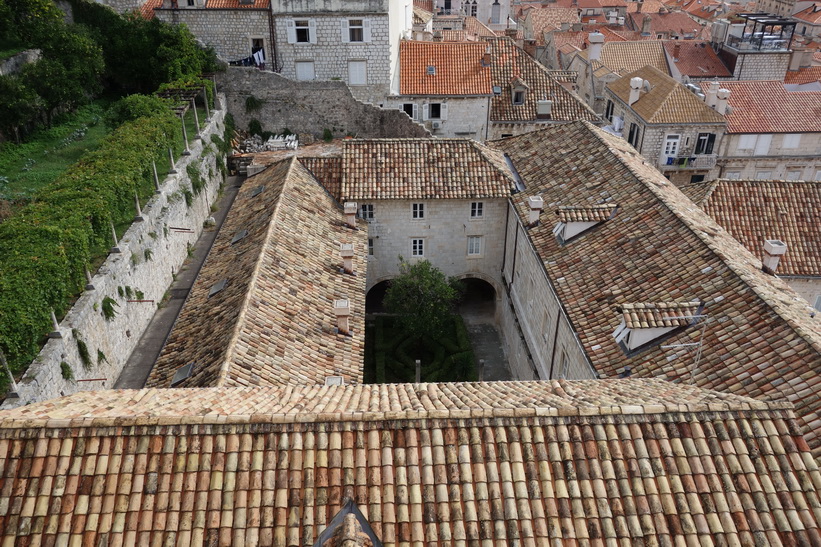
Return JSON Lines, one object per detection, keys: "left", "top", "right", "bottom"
{"left": 363, "top": 19, "right": 372, "bottom": 42}
{"left": 706, "top": 133, "right": 715, "bottom": 155}
{"left": 754, "top": 134, "right": 772, "bottom": 155}
{"left": 440, "top": 102, "right": 448, "bottom": 120}
{"left": 286, "top": 20, "right": 296, "bottom": 44}
{"left": 309, "top": 19, "right": 317, "bottom": 44}
{"left": 422, "top": 103, "right": 429, "bottom": 120}
{"left": 412, "top": 103, "right": 419, "bottom": 120}
{"left": 341, "top": 20, "right": 350, "bottom": 43}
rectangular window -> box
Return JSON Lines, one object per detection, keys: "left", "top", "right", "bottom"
{"left": 295, "top": 61, "right": 315, "bottom": 81}
{"left": 689, "top": 174, "right": 706, "bottom": 183}
{"left": 470, "top": 201, "right": 483, "bottom": 218}
{"left": 664, "top": 134, "right": 680, "bottom": 156}
{"left": 368, "top": 238, "right": 374, "bottom": 256}
{"left": 412, "top": 203, "right": 425, "bottom": 219}
{"left": 755, "top": 170, "right": 772, "bottom": 180}
{"left": 402, "top": 103, "right": 416, "bottom": 119}
{"left": 815, "top": 295, "right": 821, "bottom": 312}
{"left": 726, "top": 171, "right": 741, "bottom": 180}
{"left": 467, "top": 236, "right": 482, "bottom": 256}
{"left": 754, "top": 134, "right": 772, "bottom": 155}
{"left": 348, "top": 60, "right": 367, "bottom": 86}
{"left": 785, "top": 170, "right": 802, "bottom": 180}
{"left": 513, "top": 91, "right": 525, "bottom": 105}
{"left": 737, "top": 134, "right": 757, "bottom": 150}
{"left": 815, "top": 171, "right": 821, "bottom": 181}
{"left": 292, "top": 20, "right": 313, "bottom": 43}
{"left": 359, "top": 203, "right": 374, "bottom": 220}
{"left": 604, "top": 100, "right": 614, "bottom": 122}
{"left": 429, "top": 103, "right": 442, "bottom": 119}
{"left": 695, "top": 133, "right": 716, "bottom": 155}
{"left": 349, "top": 19, "right": 364, "bottom": 42}
{"left": 412, "top": 238, "right": 424, "bottom": 256}
{"left": 627, "top": 123, "right": 640, "bottom": 148}
{"left": 783, "top": 133, "right": 801, "bottom": 149}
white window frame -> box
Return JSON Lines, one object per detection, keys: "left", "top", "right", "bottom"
{"left": 755, "top": 170, "right": 772, "bottom": 180}
{"left": 467, "top": 236, "right": 482, "bottom": 256}
{"left": 470, "top": 201, "right": 483, "bottom": 219}
{"left": 663, "top": 134, "right": 680, "bottom": 156}
{"left": 411, "top": 238, "right": 424, "bottom": 257}
{"left": 295, "top": 60, "right": 315, "bottom": 81}
{"left": 348, "top": 60, "right": 367, "bottom": 86}
{"left": 412, "top": 203, "right": 425, "bottom": 219}
{"left": 341, "top": 19, "right": 371, "bottom": 43}
{"left": 725, "top": 171, "right": 741, "bottom": 180}
{"left": 359, "top": 203, "right": 374, "bottom": 221}
{"left": 783, "top": 133, "right": 801, "bottom": 149}
{"left": 401, "top": 103, "right": 419, "bottom": 120}
{"left": 814, "top": 295, "right": 821, "bottom": 312}
{"left": 368, "top": 238, "right": 374, "bottom": 256}
{"left": 422, "top": 102, "right": 447, "bottom": 121}
{"left": 512, "top": 90, "right": 525, "bottom": 105}
{"left": 815, "top": 170, "right": 821, "bottom": 181}
{"left": 737, "top": 134, "right": 757, "bottom": 151}
{"left": 754, "top": 134, "right": 772, "bottom": 156}
{"left": 287, "top": 19, "right": 317, "bottom": 44}
{"left": 785, "top": 169, "right": 802, "bottom": 181}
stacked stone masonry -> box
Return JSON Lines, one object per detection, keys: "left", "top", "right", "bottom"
{"left": 0, "top": 103, "right": 228, "bottom": 408}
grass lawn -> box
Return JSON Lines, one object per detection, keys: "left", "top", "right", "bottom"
{"left": 364, "top": 315, "right": 478, "bottom": 383}
{"left": 0, "top": 100, "right": 114, "bottom": 197}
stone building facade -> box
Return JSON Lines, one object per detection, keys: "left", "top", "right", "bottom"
{"left": 381, "top": 96, "right": 491, "bottom": 139}
{"left": 718, "top": 131, "right": 821, "bottom": 181}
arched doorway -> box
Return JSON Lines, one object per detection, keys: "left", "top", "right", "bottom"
{"left": 366, "top": 280, "right": 392, "bottom": 313}
{"left": 456, "top": 276, "right": 497, "bottom": 321}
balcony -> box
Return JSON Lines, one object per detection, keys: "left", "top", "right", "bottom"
{"left": 659, "top": 154, "right": 717, "bottom": 171}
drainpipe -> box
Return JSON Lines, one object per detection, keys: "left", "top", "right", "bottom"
{"left": 268, "top": 12, "right": 280, "bottom": 72}
{"left": 547, "top": 311, "right": 561, "bottom": 379}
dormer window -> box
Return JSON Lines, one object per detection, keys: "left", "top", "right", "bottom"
{"left": 510, "top": 76, "right": 529, "bottom": 106}
{"left": 552, "top": 204, "right": 617, "bottom": 244}
{"left": 613, "top": 301, "right": 705, "bottom": 355}
{"left": 513, "top": 91, "right": 525, "bottom": 105}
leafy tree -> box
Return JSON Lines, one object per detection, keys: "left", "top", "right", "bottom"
{"left": 104, "top": 94, "right": 171, "bottom": 128}
{"left": 2, "top": 0, "right": 64, "bottom": 44}
{"left": 384, "top": 259, "right": 464, "bottom": 340}
{"left": 0, "top": 75, "right": 39, "bottom": 143}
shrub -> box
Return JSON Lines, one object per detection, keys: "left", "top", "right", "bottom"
{"left": 97, "top": 349, "right": 107, "bottom": 364}
{"left": 76, "top": 337, "right": 92, "bottom": 369}
{"left": 104, "top": 94, "right": 171, "bottom": 128}
{"left": 101, "top": 296, "right": 118, "bottom": 320}
{"left": 245, "top": 95, "right": 264, "bottom": 112}
{"left": 248, "top": 119, "right": 263, "bottom": 136}
{"left": 60, "top": 361, "right": 74, "bottom": 380}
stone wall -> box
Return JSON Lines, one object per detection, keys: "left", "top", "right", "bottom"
{"left": 93, "top": 0, "right": 143, "bottom": 13}
{"left": 0, "top": 50, "right": 41, "bottom": 77}
{"left": 218, "top": 67, "right": 429, "bottom": 139}
{"left": 1, "top": 103, "right": 227, "bottom": 408}
{"left": 733, "top": 51, "right": 790, "bottom": 81}
{"left": 381, "top": 96, "right": 490, "bottom": 139}
{"left": 718, "top": 132, "right": 821, "bottom": 180}
{"left": 500, "top": 207, "right": 596, "bottom": 381}
{"left": 154, "top": 8, "right": 271, "bottom": 63}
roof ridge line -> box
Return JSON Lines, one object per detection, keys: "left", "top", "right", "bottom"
{"left": 217, "top": 157, "right": 296, "bottom": 385}
{"left": 583, "top": 122, "right": 821, "bottom": 354}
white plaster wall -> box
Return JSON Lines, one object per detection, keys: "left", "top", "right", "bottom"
{"left": 500, "top": 206, "right": 595, "bottom": 381}
{"left": 2, "top": 102, "right": 228, "bottom": 408}
{"left": 381, "top": 96, "right": 490, "bottom": 139}
{"left": 718, "top": 132, "right": 821, "bottom": 180}
{"left": 364, "top": 198, "right": 507, "bottom": 291}
{"left": 783, "top": 277, "right": 821, "bottom": 309}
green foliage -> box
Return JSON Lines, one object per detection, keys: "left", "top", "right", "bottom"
{"left": 248, "top": 119, "right": 263, "bottom": 136}
{"left": 96, "top": 349, "right": 107, "bottom": 364}
{"left": 124, "top": 286, "right": 133, "bottom": 299}
{"left": 187, "top": 163, "right": 204, "bottom": 194}
{"left": 0, "top": 74, "right": 40, "bottom": 143}
{"left": 3, "top": 0, "right": 64, "bottom": 44}
{"left": 60, "top": 361, "right": 74, "bottom": 380}
{"left": 323, "top": 128, "right": 333, "bottom": 142}
{"left": 76, "top": 337, "right": 92, "bottom": 369}
{"left": 101, "top": 296, "right": 118, "bottom": 320}
{"left": 117, "top": 286, "right": 124, "bottom": 298}
{"left": 384, "top": 259, "right": 463, "bottom": 340}
{"left": 144, "top": 248, "right": 153, "bottom": 261}
{"left": 104, "top": 94, "right": 170, "bottom": 128}
{"left": 245, "top": 95, "right": 265, "bottom": 112}
{"left": 135, "top": 290, "right": 144, "bottom": 300}
{"left": 182, "top": 186, "right": 194, "bottom": 207}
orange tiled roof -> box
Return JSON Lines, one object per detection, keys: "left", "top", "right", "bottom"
{"left": 462, "top": 16, "right": 497, "bottom": 38}
{"left": 488, "top": 37, "right": 599, "bottom": 122}
{"left": 793, "top": 4, "right": 821, "bottom": 24}
{"left": 338, "top": 139, "right": 516, "bottom": 200}
{"left": 147, "top": 158, "right": 367, "bottom": 388}
{"left": 139, "top": 0, "right": 162, "bottom": 19}
{"left": 701, "top": 80, "right": 821, "bottom": 133}
{"left": 494, "top": 121, "right": 821, "bottom": 455}
{"left": 412, "top": 5, "right": 433, "bottom": 25}
{"left": 785, "top": 65, "right": 821, "bottom": 84}
{"left": 627, "top": 0, "right": 666, "bottom": 12}
{"left": 204, "top": 0, "right": 270, "bottom": 7}
{"left": 686, "top": 179, "right": 821, "bottom": 277}
{"left": 299, "top": 156, "right": 343, "bottom": 201}
{"left": 619, "top": 301, "right": 703, "bottom": 328}
{"left": 399, "top": 41, "right": 492, "bottom": 96}
{"left": 663, "top": 40, "right": 731, "bottom": 78}
{"left": 628, "top": 11, "right": 702, "bottom": 35}
{"left": 607, "top": 66, "right": 725, "bottom": 123}
{"left": 588, "top": 40, "right": 671, "bottom": 75}
{"left": 1, "top": 380, "right": 820, "bottom": 545}
{"left": 524, "top": 7, "right": 581, "bottom": 37}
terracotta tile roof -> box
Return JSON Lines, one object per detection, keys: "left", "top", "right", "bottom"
{"left": 487, "top": 37, "right": 599, "bottom": 122}
{"left": 701, "top": 80, "right": 821, "bottom": 133}
{"left": 556, "top": 203, "right": 617, "bottom": 222}
{"left": 413, "top": 0, "right": 434, "bottom": 12}
{"left": 412, "top": 5, "right": 433, "bottom": 25}
{"left": 785, "top": 65, "right": 821, "bottom": 84}
{"left": 139, "top": 0, "right": 161, "bottom": 19}
{"left": 300, "top": 156, "right": 343, "bottom": 201}
{"left": 399, "top": 41, "right": 492, "bottom": 96}
{"left": 147, "top": 158, "right": 367, "bottom": 388}
{"left": 619, "top": 301, "right": 703, "bottom": 328}
{"left": 438, "top": 29, "right": 474, "bottom": 41}
{"left": 607, "top": 66, "right": 725, "bottom": 124}
{"left": 462, "top": 16, "right": 497, "bottom": 38}
{"left": 664, "top": 40, "right": 731, "bottom": 78}
{"left": 339, "top": 139, "right": 516, "bottom": 200}
{"left": 524, "top": 7, "right": 581, "bottom": 37}
{"left": 627, "top": 0, "right": 666, "bottom": 12}
{"left": 793, "top": 4, "right": 821, "bottom": 24}
{"left": 493, "top": 121, "right": 821, "bottom": 456}
{"left": 205, "top": 0, "right": 270, "bottom": 7}
{"left": 1, "top": 381, "right": 820, "bottom": 546}
{"left": 590, "top": 40, "right": 672, "bottom": 74}
{"left": 628, "top": 11, "right": 702, "bottom": 35}
{"left": 685, "top": 179, "right": 821, "bottom": 277}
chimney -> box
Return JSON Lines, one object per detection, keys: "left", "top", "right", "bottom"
{"left": 673, "top": 42, "right": 681, "bottom": 61}
{"left": 433, "top": 30, "right": 443, "bottom": 41}
{"left": 481, "top": 52, "right": 492, "bottom": 66}
{"left": 528, "top": 195, "right": 544, "bottom": 226}
{"left": 715, "top": 88, "right": 730, "bottom": 115}
{"left": 637, "top": 1, "right": 643, "bottom": 13}
{"left": 628, "top": 76, "right": 644, "bottom": 106}
{"left": 572, "top": 22, "right": 583, "bottom": 31}
{"left": 588, "top": 31, "right": 605, "bottom": 61}
{"left": 705, "top": 83, "right": 718, "bottom": 108}
{"left": 340, "top": 243, "right": 355, "bottom": 274}
{"left": 536, "top": 99, "right": 553, "bottom": 119}
{"left": 641, "top": 14, "right": 652, "bottom": 35}
{"left": 617, "top": 15, "right": 625, "bottom": 25}
{"left": 560, "top": 22, "right": 570, "bottom": 31}
{"left": 333, "top": 299, "right": 351, "bottom": 334}
{"left": 762, "top": 239, "right": 787, "bottom": 274}
{"left": 343, "top": 202, "right": 358, "bottom": 228}
{"left": 505, "top": 28, "right": 518, "bottom": 38}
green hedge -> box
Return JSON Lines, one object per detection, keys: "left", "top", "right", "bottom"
{"left": 0, "top": 108, "right": 179, "bottom": 374}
